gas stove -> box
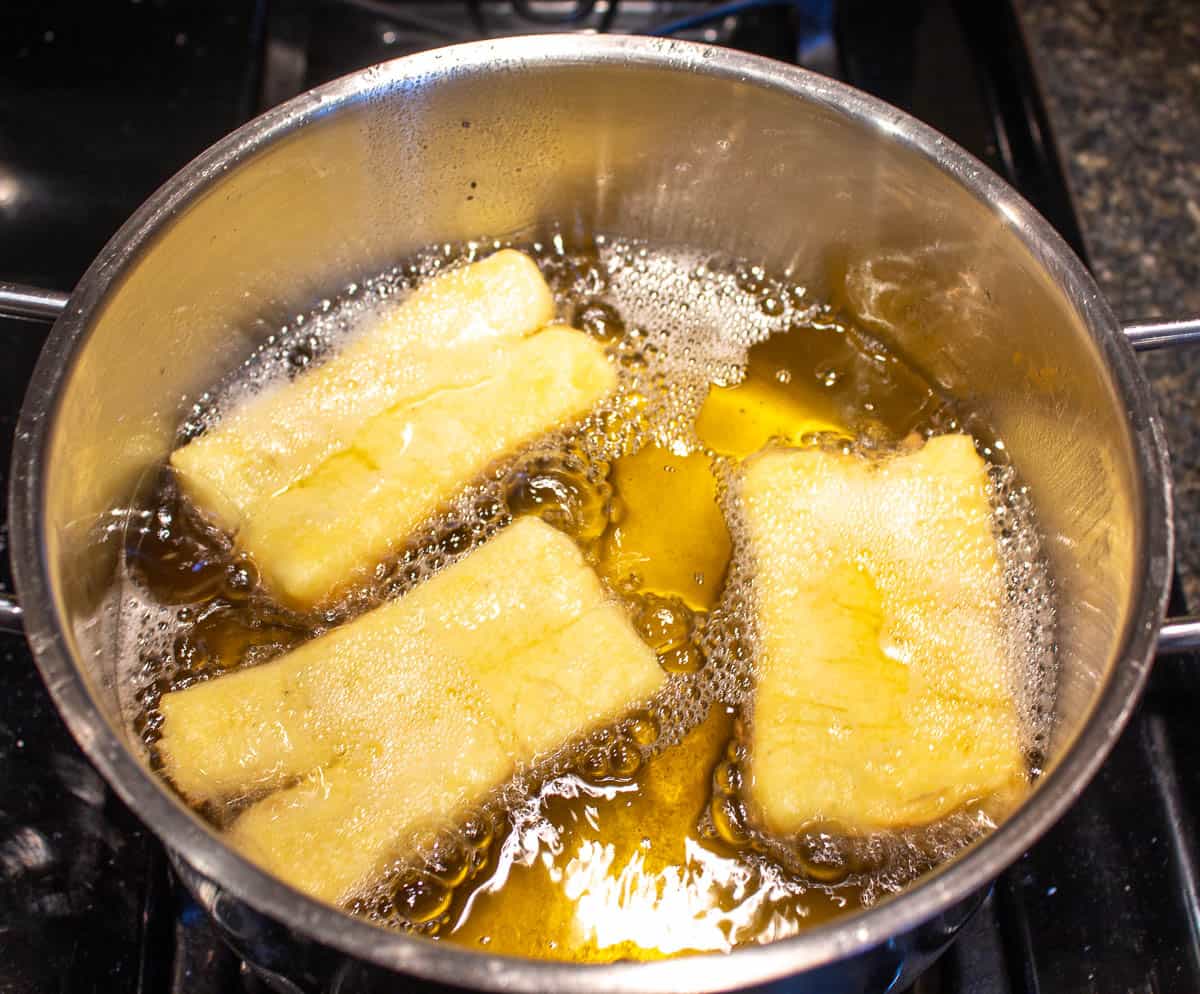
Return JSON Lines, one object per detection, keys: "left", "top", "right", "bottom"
{"left": 2, "top": 3, "right": 1198, "bottom": 992}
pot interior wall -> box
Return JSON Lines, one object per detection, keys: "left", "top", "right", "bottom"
{"left": 41, "top": 45, "right": 1143, "bottom": 812}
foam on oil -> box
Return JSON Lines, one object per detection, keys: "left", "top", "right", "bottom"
{"left": 112, "top": 236, "right": 1057, "bottom": 958}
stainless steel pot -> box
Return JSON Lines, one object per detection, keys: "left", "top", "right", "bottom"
{"left": 3, "top": 34, "right": 1200, "bottom": 994}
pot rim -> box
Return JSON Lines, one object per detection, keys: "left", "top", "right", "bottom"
{"left": 8, "top": 33, "right": 1173, "bottom": 993}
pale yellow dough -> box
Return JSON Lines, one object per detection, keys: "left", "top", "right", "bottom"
{"left": 157, "top": 518, "right": 663, "bottom": 905}
{"left": 169, "top": 250, "right": 616, "bottom": 609}
{"left": 741, "top": 434, "right": 1027, "bottom": 836}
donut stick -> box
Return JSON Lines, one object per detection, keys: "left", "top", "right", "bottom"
{"left": 157, "top": 518, "right": 663, "bottom": 905}
{"left": 170, "top": 250, "right": 616, "bottom": 609}
{"left": 740, "top": 435, "right": 1028, "bottom": 836}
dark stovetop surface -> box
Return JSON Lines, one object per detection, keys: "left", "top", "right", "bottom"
{"left": 2, "top": 3, "right": 1198, "bottom": 992}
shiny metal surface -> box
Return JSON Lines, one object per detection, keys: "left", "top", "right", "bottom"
{"left": 1154, "top": 616, "right": 1200, "bottom": 654}
{"left": 1124, "top": 318, "right": 1200, "bottom": 352}
{"left": 0, "top": 596, "right": 22, "bottom": 635}
{"left": 0, "top": 283, "right": 70, "bottom": 322}
{"left": 0, "top": 286, "right": 58, "bottom": 635}
{"left": 0, "top": 288, "right": 61, "bottom": 635}
{"left": 5, "top": 34, "right": 1176, "bottom": 993}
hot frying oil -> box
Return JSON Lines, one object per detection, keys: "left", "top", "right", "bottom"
{"left": 120, "top": 238, "right": 1055, "bottom": 962}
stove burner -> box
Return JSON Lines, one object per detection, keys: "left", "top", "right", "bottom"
{"left": 260, "top": 1, "right": 823, "bottom": 109}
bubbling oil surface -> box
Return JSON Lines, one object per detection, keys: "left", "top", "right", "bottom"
{"left": 116, "top": 236, "right": 1057, "bottom": 960}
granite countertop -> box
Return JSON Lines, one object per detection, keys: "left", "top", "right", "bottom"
{"left": 1018, "top": 0, "right": 1200, "bottom": 609}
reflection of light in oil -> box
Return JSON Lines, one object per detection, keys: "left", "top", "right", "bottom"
{"left": 443, "top": 717, "right": 830, "bottom": 959}
{"left": 561, "top": 837, "right": 806, "bottom": 955}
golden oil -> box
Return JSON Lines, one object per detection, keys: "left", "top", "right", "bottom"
{"left": 118, "top": 236, "right": 1054, "bottom": 962}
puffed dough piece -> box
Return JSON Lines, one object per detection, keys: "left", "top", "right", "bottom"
{"left": 741, "top": 435, "right": 1028, "bottom": 836}
{"left": 170, "top": 250, "right": 618, "bottom": 609}
{"left": 157, "top": 518, "right": 663, "bottom": 905}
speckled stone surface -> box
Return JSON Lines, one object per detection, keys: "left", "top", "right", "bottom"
{"left": 1019, "top": 0, "right": 1200, "bottom": 608}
